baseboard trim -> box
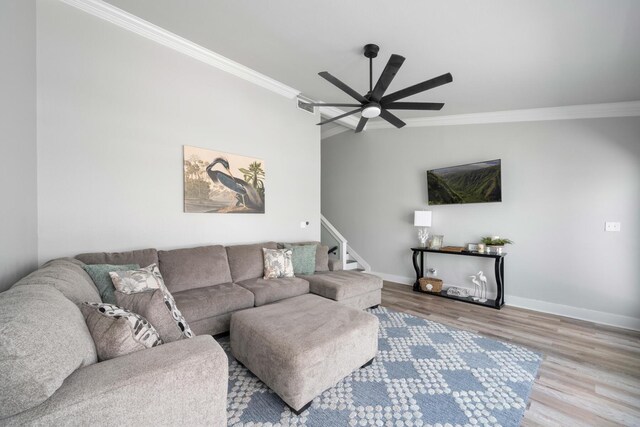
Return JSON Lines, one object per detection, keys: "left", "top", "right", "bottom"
{"left": 504, "top": 295, "right": 640, "bottom": 332}
{"left": 371, "top": 271, "right": 640, "bottom": 331}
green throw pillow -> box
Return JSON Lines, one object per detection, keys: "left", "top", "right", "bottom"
{"left": 284, "top": 244, "right": 317, "bottom": 275}
{"left": 83, "top": 264, "right": 139, "bottom": 305}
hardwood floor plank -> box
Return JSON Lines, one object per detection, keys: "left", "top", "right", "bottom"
{"left": 381, "top": 281, "right": 640, "bottom": 426}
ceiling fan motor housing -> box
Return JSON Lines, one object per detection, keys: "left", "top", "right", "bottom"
{"left": 364, "top": 44, "right": 379, "bottom": 59}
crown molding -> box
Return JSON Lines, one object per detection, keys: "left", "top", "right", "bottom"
{"left": 321, "top": 125, "right": 350, "bottom": 140}
{"left": 59, "top": 0, "right": 301, "bottom": 99}
{"left": 364, "top": 100, "right": 640, "bottom": 130}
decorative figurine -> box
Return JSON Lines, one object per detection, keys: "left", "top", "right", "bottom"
{"left": 469, "top": 274, "right": 481, "bottom": 301}
{"left": 477, "top": 271, "right": 488, "bottom": 302}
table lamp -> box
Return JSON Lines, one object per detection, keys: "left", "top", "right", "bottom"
{"left": 414, "top": 211, "right": 432, "bottom": 247}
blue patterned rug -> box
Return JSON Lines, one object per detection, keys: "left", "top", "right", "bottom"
{"left": 219, "top": 306, "right": 542, "bottom": 427}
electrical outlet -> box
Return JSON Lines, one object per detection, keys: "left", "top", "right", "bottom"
{"left": 605, "top": 222, "right": 621, "bottom": 232}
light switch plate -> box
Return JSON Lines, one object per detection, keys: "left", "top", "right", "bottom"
{"left": 605, "top": 222, "right": 621, "bottom": 232}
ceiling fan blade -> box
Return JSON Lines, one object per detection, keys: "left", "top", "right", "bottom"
{"left": 306, "top": 103, "right": 363, "bottom": 107}
{"left": 319, "top": 72, "right": 368, "bottom": 103}
{"left": 383, "top": 102, "right": 444, "bottom": 110}
{"left": 381, "top": 73, "right": 453, "bottom": 104}
{"left": 317, "top": 108, "right": 361, "bottom": 125}
{"left": 355, "top": 116, "right": 369, "bottom": 133}
{"left": 379, "top": 109, "right": 406, "bottom": 128}
{"left": 370, "top": 54, "right": 405, "bottom": 102}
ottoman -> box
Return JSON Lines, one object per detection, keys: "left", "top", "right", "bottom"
{"left": 230, "top": 294, "right": 379, "bottom": 414}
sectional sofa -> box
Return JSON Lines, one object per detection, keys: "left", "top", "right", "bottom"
{"left": 0, "top": 241, "right": 382, "bottom": 425}
{"left": 76, "top": 241, "right": 382, "bottom": 335}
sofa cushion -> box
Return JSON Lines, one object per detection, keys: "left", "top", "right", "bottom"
{"left": 301, "top": 271, "right": 383, "bottom": 301}
{"left": 316, "top": 245, "right": 330, "bottom": 272}
{"left": 12, "top": 258, "right": 101, "bottom": 306}
{"left": 0, "top": 285, "right": 97, "bottom": 419}
{"left": 81, "top": 302, "right": 162, "bottom": 361}
{"left": 173, "top": 283, "right": 255, "bottom": 322}
{"left": 111, "top": 264, "right": 193, "bottom": 343}
{"left": 226, "top": 242, "right": 277, "bottom": 282}
{"left": 237, "top": 277, "right": 309, "bottom": 307}
{"left": 82, "top": 263, "right": 139, "bottom": 305}
{"left": 76, "top": 248, "right": 158, "bottom": 268}
{"left": 158, "top": 245, "right": 232, "bottom": 293}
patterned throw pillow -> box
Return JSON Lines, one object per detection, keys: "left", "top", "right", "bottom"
{"left": 284, "top": 244, "right": 317, "bottom": 275}
{"left": 262, "top": 248, "right": 294, "bottom": 279}
{"left": 110, "top": 264, "right": 193, "bottom": 342}
{"left": 82, "top": 264, "right": 139, "bottom": 305}
{"left": 81, "top": 302, "right": 162, "bottom": 361}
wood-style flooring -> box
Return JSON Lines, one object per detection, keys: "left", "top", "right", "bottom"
{"left": 381, "top": 281, "right": 640, "bottom": 426}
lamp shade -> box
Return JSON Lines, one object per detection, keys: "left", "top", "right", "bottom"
{"left": 414, "top": 211, "right": 432, "bottom": 227}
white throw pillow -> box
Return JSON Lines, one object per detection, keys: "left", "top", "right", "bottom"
{"left": 262, "top": 248, "right": 294, "bottom": 279}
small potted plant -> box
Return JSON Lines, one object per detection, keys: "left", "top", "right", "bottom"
{"left": 480, "top": 236, "right": 513, "bottom": 255}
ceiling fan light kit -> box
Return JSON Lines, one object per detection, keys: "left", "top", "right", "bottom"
{"left": 362, "top": 103, "right": 381, "bottom": 118}
{"left": 309, "top": 43, "right": 453, "bottom": 133}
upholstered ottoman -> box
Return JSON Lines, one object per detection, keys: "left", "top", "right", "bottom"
{"left": 230, "top": 294, "right": 379, "bottom": 414}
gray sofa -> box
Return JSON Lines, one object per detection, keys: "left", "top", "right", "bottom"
{"left": 0, "top": 240, "right": 381, "bottom": 424}
{"left": 77, "top": 241, "right": 381, "bottom": 336}
{"left": 0, "top": 258, "right": 228, "bottom": 426}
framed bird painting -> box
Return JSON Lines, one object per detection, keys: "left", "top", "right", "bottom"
{"left": 183, "top": 145, "right": 265, "bottom": 213}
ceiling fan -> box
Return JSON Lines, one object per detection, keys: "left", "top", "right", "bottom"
{"left": 307, "top": 44, "right": 453, "bottom": 133}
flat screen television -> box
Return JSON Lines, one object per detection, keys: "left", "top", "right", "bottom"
{"left": 427, "top": 159, "right": 502, "bottom": 205}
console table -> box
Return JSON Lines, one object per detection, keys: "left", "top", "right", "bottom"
{"left": 411, "top": 247, "right": 506, "bottom": 309}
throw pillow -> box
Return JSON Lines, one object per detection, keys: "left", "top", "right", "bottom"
{"left": 284, "top": 244, "right": 317, "bottom": 275}
{"left": 81, "top": 302, "right": 162, "bottom": 361}
{"left": 262, "top": 248, "right": 294, "bottom": 279}
{"left": 110, "top": 264, "right": 193, "bottom": 342}
{"left": 115, "top": 289, "right": 190, "bottom": 343}
{"left": 82, "top": 263, "right": 139, "bottom": 305}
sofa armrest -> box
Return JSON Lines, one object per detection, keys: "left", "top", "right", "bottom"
{"left": 4, "top": 336, "right": 228, "bottom": 426}
{"left": 328, "top": 258, "right": 343, "bottom": 271}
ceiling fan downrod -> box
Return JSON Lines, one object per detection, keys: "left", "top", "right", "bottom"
{"left": 364, "top": 44, "right": 379, "bottom": 95}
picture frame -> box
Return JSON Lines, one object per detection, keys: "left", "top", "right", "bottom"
{"left": 183, "top": 145, "right": 265, "bottom": 214}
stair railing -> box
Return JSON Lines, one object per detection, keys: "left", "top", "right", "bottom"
{"left": 320, "top": 215, "right": 371, "bottom": 272}
{"left": 320, "top": 214, "right": 348, "bottom": 270}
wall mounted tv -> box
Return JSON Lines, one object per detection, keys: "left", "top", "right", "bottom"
{"left": 427, "top": 159, "right": 502, "bottom": 205}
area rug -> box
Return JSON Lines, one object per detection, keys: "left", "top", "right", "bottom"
{"left": 219, "top": 306, "right": 542, "bottom": 427}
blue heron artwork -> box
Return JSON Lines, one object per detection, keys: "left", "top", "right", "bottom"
{"left": 183, "top": 145, "right": 265, "bottom": 213}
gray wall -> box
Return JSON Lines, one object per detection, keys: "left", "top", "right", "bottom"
{"left": 36, "top": 0, "right": 320, "bottom": 262}
{"left": 0, "top": 0, "right": 38, "bottom": 291}
{"left": 322, "top": 118, "right": 640, "bottom": 326}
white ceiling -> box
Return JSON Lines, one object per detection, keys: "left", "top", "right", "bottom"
{"left": 105, "top": 0, "right": 640, "bottom": 122}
